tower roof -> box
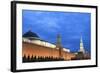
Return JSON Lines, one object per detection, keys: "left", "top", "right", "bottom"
{"left": 23, "top": 30, "right": 39, "bottom": 38}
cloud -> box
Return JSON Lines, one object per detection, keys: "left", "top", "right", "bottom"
{"left": 26, "top": 13, "right": 61, "bottom": 34}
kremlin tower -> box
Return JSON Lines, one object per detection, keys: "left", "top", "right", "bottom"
{"left": 56, "top": 34, "right": 63, "bottom": 59}
{"left": 79, "top": 36, "right": 85, "bottom": 53}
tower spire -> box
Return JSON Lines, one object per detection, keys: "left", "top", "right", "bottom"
{"left": 79, "top": 36, "right": 85, "bottom": 53}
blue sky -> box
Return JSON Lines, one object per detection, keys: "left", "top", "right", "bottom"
{"left": 22, "top": 10, "right": 91, "bottom": 53}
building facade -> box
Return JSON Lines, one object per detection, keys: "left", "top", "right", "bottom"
{"left": 22, "top": 31, "right": 76, "bottom": 62}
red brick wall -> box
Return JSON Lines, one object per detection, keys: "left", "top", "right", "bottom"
{"left": 22, "top": 42, "right": 75, "bottom": 60}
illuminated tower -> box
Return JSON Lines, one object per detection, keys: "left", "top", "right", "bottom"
{"left": 79, "top": 36, "right": 85, "bottom": 53}
{"left": 56, "top": 34, "right": 63, "bottom": 59}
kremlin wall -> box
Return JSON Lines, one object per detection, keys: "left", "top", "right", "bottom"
{"left": 22, "top": 31, "right": 90, "bottom": 62}
{"left": 22, "top": 41, "right": 75, "bottom": 61}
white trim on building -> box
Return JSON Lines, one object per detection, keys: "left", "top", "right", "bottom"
{"left": 22, "top": 38, "right": 70, "bottom": 52}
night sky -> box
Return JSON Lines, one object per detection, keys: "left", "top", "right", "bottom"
{"left": 22, "top": 10, "right": 91, "bottom": 53}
